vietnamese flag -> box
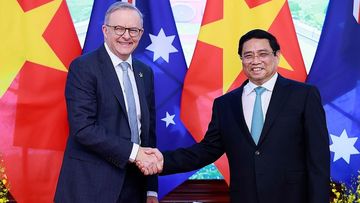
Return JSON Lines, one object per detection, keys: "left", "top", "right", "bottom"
{"left": 181, "top": 0, "right": 307, "bottom": 183}
{"left": 0, "top": 0, "right": 81, "bottom": 202}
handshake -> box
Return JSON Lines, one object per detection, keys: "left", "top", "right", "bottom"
{"left": 135, "top": 147, "right": 164, "bottom": 175}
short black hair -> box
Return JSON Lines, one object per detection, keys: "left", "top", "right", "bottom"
{"left": 238, "top": 29, "right": 280, "bottom": 56}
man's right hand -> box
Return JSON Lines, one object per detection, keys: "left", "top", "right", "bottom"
{"left": 135, "top": 147, "right": 163, "bottom": 175}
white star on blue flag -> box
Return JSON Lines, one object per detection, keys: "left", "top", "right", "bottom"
{"left": 161, "top": 111, "right": 176, "bottom": 127}
{"left": 146, "top": 28, "right": 178, "bottom": 62}
{"left": 330, "top": 129, "right": 359, "bottom": 164}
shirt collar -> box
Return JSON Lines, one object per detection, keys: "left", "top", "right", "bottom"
{"left": 244, "top": 73, "right": 278, "bottom": 95}
{"left": 104, "top": 43, "right": 133, "bottom": 70}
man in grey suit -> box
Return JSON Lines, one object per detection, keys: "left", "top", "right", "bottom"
{"left": 139, "top": 29, "right": 330, "bottom": 203}
{"left": 55, "top": 2, "right": 158, "bottom": 203}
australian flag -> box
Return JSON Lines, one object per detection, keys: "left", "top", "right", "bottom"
{"left": 82, "top": 0, "right": 197, "bottom": 198}
{"left": 307, "top": 0, "right": 360, "bottom": 186}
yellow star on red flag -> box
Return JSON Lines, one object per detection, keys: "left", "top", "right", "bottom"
{"left": 199, "top": 0, "right": 293, "bottom": 92}
{"left": 0, "top": 0, "right": 81, "bottom": 202}
{"left": 0, "top": 0, "right": 65, "bottom": 97}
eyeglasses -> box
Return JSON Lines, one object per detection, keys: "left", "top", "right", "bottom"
{"left": 105, "top": 24, "right": 143, "bottom": 37}
{"left": 240, "top": 50, "right": 276, "bottom": 63}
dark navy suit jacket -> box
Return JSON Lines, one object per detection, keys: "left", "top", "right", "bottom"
{"left": 55, "top": 45, "right": 157, "bottom": 203}
{"left": 162, "top": 75, "right": 330, "bottom": 203}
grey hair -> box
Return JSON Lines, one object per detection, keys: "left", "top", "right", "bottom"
{"left": 104, "top": 2, "right": 143, "bottom": 26}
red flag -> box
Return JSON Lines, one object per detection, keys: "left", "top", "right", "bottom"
{"left": 181, "top": 0, "right": 306, "bottom": 183}
{"left": 0, "top": 0, "right": 81, "bottom": 202}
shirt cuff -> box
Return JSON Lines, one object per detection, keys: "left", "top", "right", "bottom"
{"left": 147, "top": 191, "right": 158, "bottom": 197}
{"left": 129, "top": 143, "right": 139, "bottom": 162}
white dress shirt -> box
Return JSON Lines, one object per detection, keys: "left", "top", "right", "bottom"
{"left": 242, "top": 73, "right": 278, "bottom": 132}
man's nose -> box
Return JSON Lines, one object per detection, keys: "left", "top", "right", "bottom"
{"left": 122, "top": 29, "right": 131, "bottom": 38}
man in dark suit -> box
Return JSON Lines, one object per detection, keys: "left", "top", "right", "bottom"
{"left": 55, "top": 2, "right": 158, "bottom": 203}
{"left": 139, "top": 29, "right": 330, "bottom": 203}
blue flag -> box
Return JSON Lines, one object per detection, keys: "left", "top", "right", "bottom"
{"left": 82, "top": 0, "right": 197, "bottom": 198}
{"left": 307, "top": 0, "right": 360, "bottom": 185}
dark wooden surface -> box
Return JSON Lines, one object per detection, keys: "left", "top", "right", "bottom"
{"left": 160, "top": 179, "right": 340, "bottom": 202}
{"left": 160, "top": 179, "right": 230, "bottom": 203}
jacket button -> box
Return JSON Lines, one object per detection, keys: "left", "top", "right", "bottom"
{"left": 255, "top": 150, "right": 260, "bottom": 155}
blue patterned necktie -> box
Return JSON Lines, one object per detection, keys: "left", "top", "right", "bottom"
{"left": 251, "top": 86, "right": 266, "bottom": 145}
{"left": 120, "top": 62, "right": 139, "bottom": 144}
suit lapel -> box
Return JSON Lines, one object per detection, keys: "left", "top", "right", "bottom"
{"left": 98, "top": 45, "right": 127, "bottom": 117}
{"left": 258, "top": 75, "right": 291, "bottom": 145}
{"left": 231, "top": 80, "right": 256, "bottom": 145}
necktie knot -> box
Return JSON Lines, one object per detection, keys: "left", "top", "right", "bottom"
{"left": 254, "top": 86, "right": 266, "bottom": 95}
{"left": 120, "top": 62, "right": 130, "bottom": 72}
